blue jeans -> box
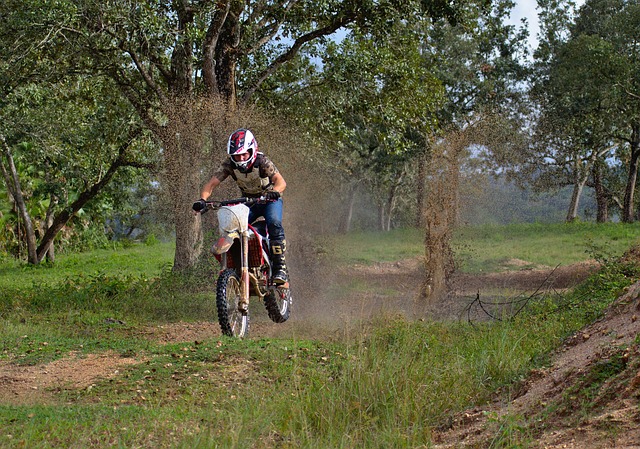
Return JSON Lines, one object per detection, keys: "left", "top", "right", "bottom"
{"left": 248, "top": 198, "right": 286, "bottom": 241}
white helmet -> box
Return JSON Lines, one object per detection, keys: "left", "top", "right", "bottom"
{"left": 227, "top": 128, "right": 258, "bottom": 172}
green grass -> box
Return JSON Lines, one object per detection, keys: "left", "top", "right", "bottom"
{"left": 318, "top": 228, "right": 424, "bottom": 265}
{"left": 0, "top": 241, "right": 175, "bottom": 290}
{"left": 323, "top": 222, "right": 640, "bottom": 273}
{"left": 0, "top": 223, "right": 639, "bottom": 448}
{"left": 454, "top": 221, "right": 640, "bottom": 273}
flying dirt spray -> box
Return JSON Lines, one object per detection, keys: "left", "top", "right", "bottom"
{"left": 420, "top": 133, "right": 461, "bottom": 305}
{"left": 158, "top": 97, "right": 330, "bottom": 326}
{"left": 419, "top": 115, "right": 528, "bottom": 311}
{"left": 419, "top": 124, "right": 490, "bottom": 310}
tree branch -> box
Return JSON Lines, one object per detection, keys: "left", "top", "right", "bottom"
{"left": 36, "top": 129, "right": 146, "bottom": 262}
{"left": 244, "top": 0, "right": 299, "bottom": 55}
{"left": 108, "top": 66, "right": 164, "bottom": 135}
{"left": 203, "top": 0, "right": 232, "bottom": 93}
{"left": 125, "top": 45, "right": 169, "bottom": 104}
{"left": 240, "top": 9, "right": 357, "bottom": 104}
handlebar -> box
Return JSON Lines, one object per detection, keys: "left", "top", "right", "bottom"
{"left": 214, "top": 197, "right": 260, "bottom": 207}
{"left": 199, "top": 196, "right": 270, "bottom": 214}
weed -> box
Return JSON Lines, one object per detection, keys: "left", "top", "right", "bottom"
{"left": 485, "top": 412, "right": 532, "bottom": 449}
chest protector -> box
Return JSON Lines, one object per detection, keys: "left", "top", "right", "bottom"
{"left": 230, "top": 168, "right": 271, "bottom": 197}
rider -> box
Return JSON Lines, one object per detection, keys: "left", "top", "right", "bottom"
{"left": 192, "top": 128, "right": 289, "bottom": 284}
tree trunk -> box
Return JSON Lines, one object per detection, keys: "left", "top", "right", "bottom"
{"left": 0, "top": 135, "right": 38, "bottom": 263}
{"left": 44, "top": 196, "right": 57, "bottom": 263}
{"left": 213, "top": 2, "right": 243, "bottom": 106}
{"left": 623, "top": 124, "right": 640, "bottom": 223}
{"left": 416, "top": 151, "right": 427, "bottom": 228}
{"left": 385, "top": 179, "right": 400, "bottom": 231}
{"left": 565, "top": 182, "right": 584, "bottom": 222}
{"left": 592, "top": 160, "right": 609, "bottom": 223}
{"left": 378, "top": 202, "right": 385, "bottom": 231}
{"left": 339, "top": 183, "right": 357, "bottom": 234}
{"left": 566, "top": 151, "right": 600, "bottom": 222}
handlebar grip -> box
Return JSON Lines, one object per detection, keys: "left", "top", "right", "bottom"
{"left": 219, "top": 197, "right": 253, "bottom": 206}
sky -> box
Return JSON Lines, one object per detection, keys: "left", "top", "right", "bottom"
{"left": 508, "top": 0, "right": 585, "bottom": 50}
{"left": 509, "top": 0, "right": 542, "bottom": 50}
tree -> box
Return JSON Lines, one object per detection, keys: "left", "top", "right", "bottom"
{"left": 0, "top": 76, "right": 157, "bottom": 263}
{"left": 2, "top": 0, "right": 464, "bottom": 268}
{"left": 526, "top": 33, "right": 620, "bottom": 221}
{"left": 418, "top": 0, "right": 530, "bottom": 301}
{"left": 273, "top": 28, "right": 443, "bottom": 232}
{"left": 50, "top": 0, "right": 462, "bottom": 269}
{"left": 0, "top": 2, "right": 158, "bottom": 263}
{"left": 532, "top": 0, "right": 640, "bottom": 222}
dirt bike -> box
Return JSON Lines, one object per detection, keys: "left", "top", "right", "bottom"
{"left": 200, "top": 197, "right": 292, "bottom": 338}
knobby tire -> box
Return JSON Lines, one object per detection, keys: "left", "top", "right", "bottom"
{"left": 216, "top": 268, "right": 249, "bottom": 338}
{"left": 264, "top": 286, "right": 292, "bottom": 323}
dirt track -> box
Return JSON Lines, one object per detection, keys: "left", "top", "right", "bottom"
{"left": 2, "top": 258, "right": 639, "bottom": 448}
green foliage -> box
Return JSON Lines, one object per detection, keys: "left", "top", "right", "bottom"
{"left": 529, "top": 0, "right": 640, "bottom": 219}
{"left": 144, "top": 233, "right": 159, "bottom": 246}
{"left": 0, "top": 75, "right": 159, "bottom": 258}
{"left": 0, "top": 242, "right": 174, "bottom": 293}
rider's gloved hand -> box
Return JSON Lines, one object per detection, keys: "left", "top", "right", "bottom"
{"left": 265, "top": 191, "right": 280, "bottom": 201}
{"left": 192, "top": 199, "right": 207, "bottom": 212}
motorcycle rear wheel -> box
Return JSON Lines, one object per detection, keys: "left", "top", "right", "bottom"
{"left": 264, "top": 286, "right": 292, "bottom": 323}
{"left": 216, "top": 268, "right": 249, "bottom": 338}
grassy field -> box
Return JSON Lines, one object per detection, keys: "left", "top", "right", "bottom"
{"left": 1, "top": 222, "right": 639, "bottom": 448}
{"left": 0, "top": 241, "right": 175, "bottom": 290}
{"left": 323, "top": 221, "right": 640, "bottom": 271}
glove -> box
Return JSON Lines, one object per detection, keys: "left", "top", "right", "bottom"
{"left": 265, "top": 191, "right": 281, "bottom": 201}
{"left": 192, "top": 199, "right": 207, "bottom": 212}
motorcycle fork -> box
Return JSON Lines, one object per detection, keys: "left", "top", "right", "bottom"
{"left": 239, "top": 231, "right": 250, "bottom": 312}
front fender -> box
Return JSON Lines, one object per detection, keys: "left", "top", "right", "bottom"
{"left": 212, "top": 233, "right": 237, "bottom": 255}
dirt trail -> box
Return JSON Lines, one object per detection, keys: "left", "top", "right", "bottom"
{"left": 2, "top": 258, "right": 639, "bottom": 448}
{"left": 0, "top": 351, "right": 139, "bottom": 405}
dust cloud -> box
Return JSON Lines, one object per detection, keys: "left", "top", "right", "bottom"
{"left": 158, "top": 98, "right": 344, "bottom": 331}
{"left": 161, "top": 101, "right": 556, "bottom": 335}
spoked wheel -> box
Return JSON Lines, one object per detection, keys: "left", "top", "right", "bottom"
{"left": 216, "top": 268, "right": 249, "bottom": 338}
{"left": 264, "top": 285, "right": 292, "bottom": 323}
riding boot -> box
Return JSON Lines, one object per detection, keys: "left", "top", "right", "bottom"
{"left": 270, "top": 240, "right": 288, "bottom": 284}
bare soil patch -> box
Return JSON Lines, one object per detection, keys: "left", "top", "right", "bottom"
{"left": 138, "top": 321, "right": 222, "bottom": 345}
{"left": 0, "top": 351, "right": 139, "bottom": 405}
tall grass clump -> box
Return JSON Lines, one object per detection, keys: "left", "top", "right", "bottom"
{"left": 1, "top": 268, "right": 217, "bottom": 323}
{"left": 263, "top": 317, "right": 543, "bottom": 448}
{"left": 264, "top": 252, "right": 640, "bottom": 448}
{"left": 524, "top": 246, "right": 640, "bottom": 331}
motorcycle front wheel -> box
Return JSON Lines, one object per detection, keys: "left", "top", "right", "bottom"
{"left": 264, "top": 286, "right": 292, "bottom": 323}
{"left": 216, "top": 268, "right": 249, "bottom": 338}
